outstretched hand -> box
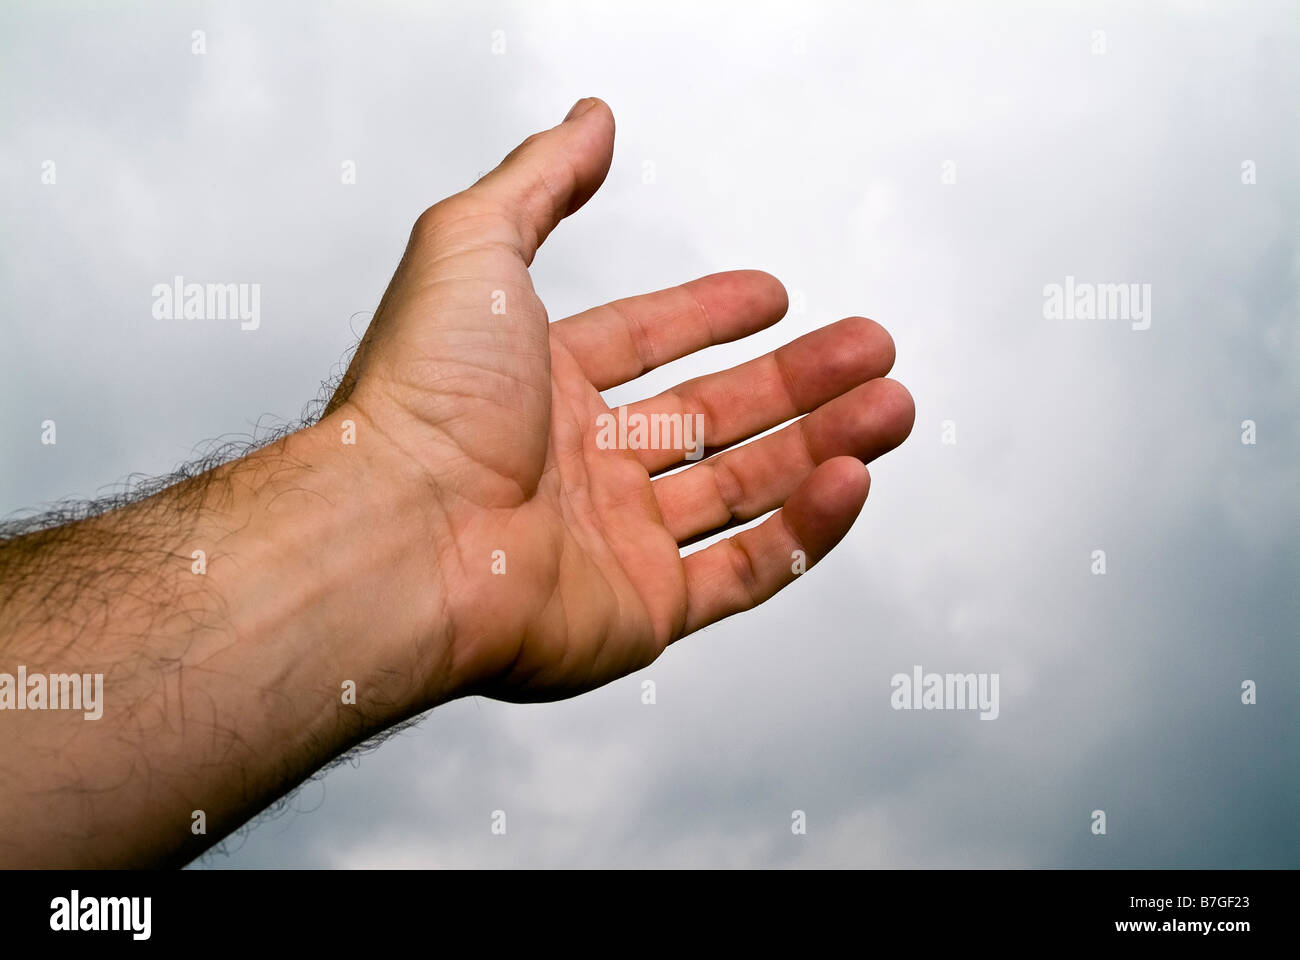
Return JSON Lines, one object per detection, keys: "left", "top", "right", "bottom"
{"left": 323, "top": 98, "right": 915, "bottom": 704}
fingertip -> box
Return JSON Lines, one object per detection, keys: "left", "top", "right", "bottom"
{"left": 563, "top": 96, "right": 614, "bottom": 129}
{"left": 784, "top": 456, "right": 871, "bottom": 561}
{"left": 563, "top": 98, "right": 594, "bottom": 122}
{"left": 462, "top": 98, "right": 616, "bottom": 259}
{"left": 874, "top": 377, "right": 917, "bottom": 442}
{"left": 743, "top": 270, "right": 790, "bottom": 321}
{"left": 817, "top": 454, "right": 872, "bottom": 513}
{"left": 838, "top": 316, "right": 896, "bottom": 376}
{"left": 687, "top": 269, "right": 789, "bottom": 337}
{"left": 556, "top": 99, "right": 615, "bottom": 216}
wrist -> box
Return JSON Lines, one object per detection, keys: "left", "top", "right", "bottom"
{"left": 200, "top": 404, "right": 457, "bottom": 758}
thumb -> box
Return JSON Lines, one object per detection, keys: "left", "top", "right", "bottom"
{"left": 437, "top": 98, "right": 615, "bottom": 265}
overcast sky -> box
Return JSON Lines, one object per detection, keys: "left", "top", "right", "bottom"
{"left": 1, "top": 0, "right": 1296, "bottom": 867}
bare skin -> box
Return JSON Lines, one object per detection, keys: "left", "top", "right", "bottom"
{"left": 0, "top": 98, "right": 914, "bottom": 867}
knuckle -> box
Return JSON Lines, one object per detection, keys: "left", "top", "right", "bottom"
{"left": 410, "top": 196, "right": 479, "bottom": 246}
{"left": 725, "top": 539, "right": 763, "bottom": 606}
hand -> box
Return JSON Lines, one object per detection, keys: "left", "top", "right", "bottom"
{"left": 322, "top": 98, "right": 915, "bottom": 705}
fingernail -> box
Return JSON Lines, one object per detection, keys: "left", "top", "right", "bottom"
{"left": 564, "top": 98, "right": 594, "bottom": 122}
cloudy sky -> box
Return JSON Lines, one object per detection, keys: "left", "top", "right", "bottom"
{"left": 1, "top": 0, "right": 1296, "bottom": 867}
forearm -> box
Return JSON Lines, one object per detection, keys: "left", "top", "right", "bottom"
{"left": 0, "top": 405, "right": 450, "bottom": 867}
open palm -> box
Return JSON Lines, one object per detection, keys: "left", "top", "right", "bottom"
{"left": 328, "top": 99, "right": 914, "bottom": 704}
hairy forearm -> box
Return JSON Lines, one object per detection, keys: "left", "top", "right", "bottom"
{"left": 0, "top": 405, "right": 450, "bottom": 867}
